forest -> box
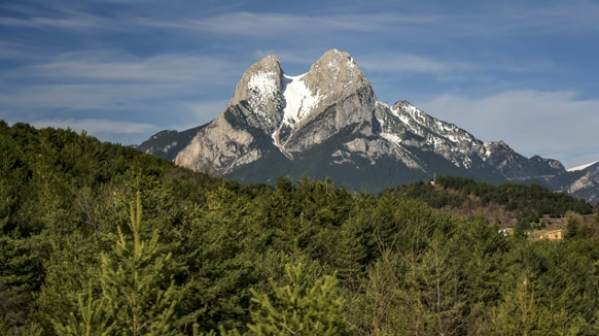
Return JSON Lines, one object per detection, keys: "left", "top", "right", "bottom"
{"left": 2, "top": 121, "right": 599, "bottom": 336}
{"left": 392, "top": 176, "right": 593, "bottom": 231}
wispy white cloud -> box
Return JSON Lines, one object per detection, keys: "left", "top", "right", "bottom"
{"left": 0, "top": 4, "right": 114, "bottom": 30}
{"left": 0, "top": 48, "right": 246, "bottom": 145}
{"left": 185, "top": 100, "right": 229, "bottom": 122}
{"left": 0, "top": 40, "right": 44, "bottom": 60}
{"left": 0, "top": 83, "right": 177, "bottom": 111}
{"left": 418, "top": 90, "right": 599, "bottom": 168}
{"left": 11, "top": 51, "right": 239, "bottom": 84}
{"left": 139, "top": 12, "right": 437, "bottom": 36}
{"left": 506, "top": 1, "right": 599, "bottom": 34}
{"left": 21, "top": 118, "right": 157, "bottom": 134}
{"left": 252, "top": 49, "right": 318, "bottom": 66}
{"left": 135, "top": 3, "right": 599, "bottom": 40}
{"left": 357, "top": 52, "right": 562, "bottom": 78}
{"left": 359, "top": 53, "right": 472, "bottom": 74}
{"left": 0, "top": 50, "right": 242, "bottom": 115}
{"left": 3, "top": 1, "right": 599, "bottom": 38}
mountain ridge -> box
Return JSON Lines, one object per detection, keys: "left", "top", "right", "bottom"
{"left": 137, "top": 49, "right": 598, "bottom": 203}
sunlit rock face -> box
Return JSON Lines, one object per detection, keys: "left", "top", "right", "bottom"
{"left": 138, "top": 49, "right": 595, "bottom": 202}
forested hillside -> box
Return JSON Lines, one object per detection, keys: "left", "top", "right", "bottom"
{"left": 392, "top": 176, "right": 594, "bottom": 231}
{"left": 2, "top": 121, "right": 599, "bottom": 336}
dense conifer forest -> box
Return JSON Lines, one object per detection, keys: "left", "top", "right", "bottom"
{"left": 392, "top": 176, "right": 594, "bottom": 230}
{"left": 2, "top": 121, "right": 599, "bottom": 336}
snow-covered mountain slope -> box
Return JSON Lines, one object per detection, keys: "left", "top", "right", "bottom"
{"left": 137, "top": 49, "right": 596, "bottom": 203}
{"left": 568, "top": 161, "right": 599, "bottom": 172}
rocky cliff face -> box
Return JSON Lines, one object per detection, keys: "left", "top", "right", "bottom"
{"left": 562, "top": 163, "right": 599, "bottom": 204}
{"left": 137, "top": 49, "right": 596, "bottom": 203}
{"left": 173, "top": 49, "right": 379, "bottom": 172}
{"left": 135, "top": 125, "right": 206, "bottom": 161}
{"left": 275, "top": 50, "right": 377, "bottom": 154}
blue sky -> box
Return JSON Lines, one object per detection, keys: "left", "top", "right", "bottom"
{"left": 1, "top": 0, "right": 598, "bottom": 168}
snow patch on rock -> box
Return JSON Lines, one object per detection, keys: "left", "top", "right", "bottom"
{"left": 248, "top": 71, "right": 279, "bottom": 116}
{"left": 281, "top": 73, "right": 324, "bottom": 125}
{"left": 381, "top": 132, "right": 403, "bottom": 145}
{"left": 270, "top": 73, "right": 327, "bottom": 153}
{"left": 483, "top": 142, "right": 493, "bottom": 160}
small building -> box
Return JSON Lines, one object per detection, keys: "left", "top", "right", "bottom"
{"left": 540, "top": 229, "right": 563, "bottom": 240}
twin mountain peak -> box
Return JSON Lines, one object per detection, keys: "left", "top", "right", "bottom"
{"left": 137, "top": 49, "right": 599, "bottom": 203}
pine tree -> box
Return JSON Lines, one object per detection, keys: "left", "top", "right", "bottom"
{"left": 100, "top": 191, "right": 178, "bottom": 335}
{"left": 52, "top": 280, "right": 110, "bottom": 336}
{"left": 415, "top": 236, "right": 468, "bottom": 336}
{"left": 248, "top": 264, "right": 349, "bottom": 336}
{"left": 490, "top": 275, "right": 558, "bottom": 336}
{"left": 565, "top": 217, "right": 579, "bottom": 239}
{"left": 0, "top": 218, "right": 47, "bottom": 332}
{"left": 50, "top": 191, "right": 179, "bottom": 336}
{"left": 334, "top": 214, "right": 369, "bottom": 291}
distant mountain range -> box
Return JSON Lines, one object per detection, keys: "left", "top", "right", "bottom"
{"left": 136, "top": 49, "right": 599, "bottom": 204}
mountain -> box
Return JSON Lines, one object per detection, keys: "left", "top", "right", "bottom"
{"left": 561, "top": 162, "right": 599, "bottom": 204}
{"left": 134, "top": 124, "right": 207, "bottom": 161}
{"left": 138, "top": 49, "right": 597, "bottom": 203}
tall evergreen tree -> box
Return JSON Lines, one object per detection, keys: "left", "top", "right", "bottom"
{"left": 248, "top": 264, "right": 349, "bottom": 336}
{"left": 101, "top": 191, "right": 178, "bottom": 335}
{"left": 51, "top": 280, "right": 110, "bottom": 336}
{"left": 51, "top": 191, "right": 179, "bottom": 336}
{"left": 334, "top": 214, "right": 369, "bottom": 291}
{"left": 565, "top": 217, "right": 580, "bottom": 239}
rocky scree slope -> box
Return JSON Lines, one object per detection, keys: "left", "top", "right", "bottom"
{"left": 138, "top": 49, "right": 595, "bottom": 202}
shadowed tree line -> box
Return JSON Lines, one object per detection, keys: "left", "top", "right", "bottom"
{"left": 2, "top": 121, "right": 599, "bottom": 336}
{"left": 391, "top": 176, "right": 593, "bottom": 230}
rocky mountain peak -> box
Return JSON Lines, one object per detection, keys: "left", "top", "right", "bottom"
{"left": 229, "top": 55, "right": 284, "bottom": 127}
{"left": 271, "top": 50, "right": 378, "bottom": 154}
{"left": 301, "top": 49, "right": 373, "bottom": 105}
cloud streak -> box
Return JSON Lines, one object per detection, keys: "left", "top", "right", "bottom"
{"left": 10, "top": 51, "right": 240, "bottom": 84}
{"left": 134, "top": 3, "right": 599, "bottom": 40}
{"left": 0, "top": 3, "right": 115, "bottom": 30}
{"left": 0, "top": 50, "right": 244, "bottom": 143}
{"left": 359, "top": 53, "right": 472, "bottom": 74}
{"left": 0, "top": 50, "right": 243, "bottom": 113}
{"left": 139, "top": 12, "right": 437, "bottom": 36}
{"left": 17, "top": 118, "right": 157, "bottom": 135}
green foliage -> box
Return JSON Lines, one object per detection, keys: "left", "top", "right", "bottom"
{"left": 490, "top": 275, "right": 561, "bottom": 335}
{"left": 248, "top": 264, "right": 349, "bottom": 336}
{"left": 0, "top": 318, "right": 10, "bottom": 336}
{"left": 392, "top": 176, "right": 593, "bottom": 226}
{"left": 101, "top": 192, "right": 179, "bottom": 335}
{"left": 392, "top": 180, "right": 468, "bottom": 208}
{"left": 565, "top": 217, "right": 580, "bottom": 239}
{"left": 48, "top": 191, "right": 177, "bottom": 336}
{"left": 49, "top": 192, "right": 179, "bottom": 336}
{"left": 0, "top": 223, "right": 49, "bottom": 331}
{"left": 52, "top": 280, "right": 110, "bottom": 336}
